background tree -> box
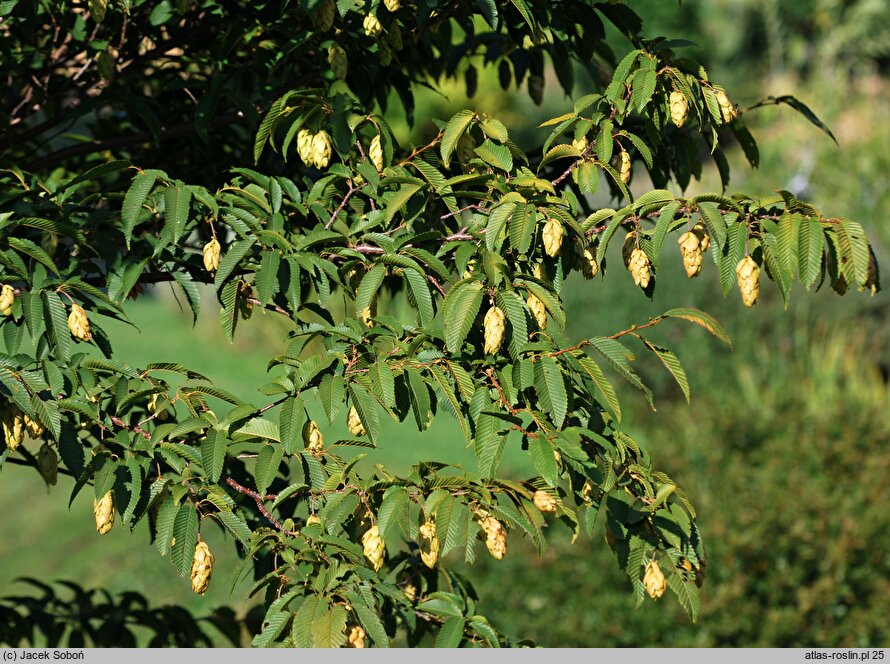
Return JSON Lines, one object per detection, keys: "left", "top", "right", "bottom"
{"left": 0, "top": 0, "right": 882, "bottom": 647}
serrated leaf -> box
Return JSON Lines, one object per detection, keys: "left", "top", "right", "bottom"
{"left": 474, "top": 139, "right": 513, "bottom": 172}
{"left": 279, "top": 396, "right": 307, "bottom": 455}
{"left": 441, "top": 110, "right": 476, "bottom": 168}
{"left": 798, "top": 217, "right": 824, "bottom": 289}
{"left": 644, "top": 342, "right": 690, "bottom": 403}
{"left": 200, "top": 429, "right": 227, "bottom": 482}
{"left": 529, "top": 437, "right": 559, "bottom": 487}
{"left": 122, "top": 171, "right": 160, "bottom": 246}
{"left": 434, "top": 617, "right": 465, "bottom": 648}
{"left": 254, "top": 444, "right": 284, "bottom": 497}
{"left": 534, "top": 356, "right": 567, "bottom": 428}
{"left": 443, "top": 281, "right": 484, "bottom": 354}
{"left": 661, "top": 308, "right": 732, "bottom": 348}
{"left": 170, "top": 505, "right": 198, "bottom": 576}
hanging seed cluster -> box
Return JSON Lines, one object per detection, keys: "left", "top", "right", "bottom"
{"left": 67, "top": 303, "right": 92, "bottom": 341}
{"left": 190, "top": 541, "right": 215, "bottom": 595}
{"left": 736, "top": 256, "right": 760, "bottom": 307}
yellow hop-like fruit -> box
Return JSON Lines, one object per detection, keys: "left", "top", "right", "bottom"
{"left": 0, "top": 284, "right": 15, "bottom": 316}
{"left": 313, "top": 0, "right": 336, "bottom": 31}
{"left": 328, "top": 43, "right": 348, "bottom": 80}
{"left": 479, "top": 516, "right": 506, "bottom": 560}
{"left": 736, "top": 256, "right": 760, "bottom": 307}
{"left": 362, "top": 525, "right": 386, "bottom": 572}
{"left": 67, "top": 303, "right": 92, "bottom": 341}
{"left": 483, "top": 305, "right": 505, "bottom": 355}
{"left": 533, "top": 490, "right": 558, "bottom": 513}
{"left": 462, "top": 259, "right": 476, "bottom": 280}
{"left": 363, "top": 13, "right": 382, "bottom": 37}
{"left": 715, "top": 88, "right": 737, "bottom": 124}
{"left": 24, "top": 414, "right": 44, "bottom": 438}
{"left": 419, "top": 520, "right": 440, "bottom": 569}
{"left": 572, "top": 136, "right": 589, "bottom": 153}
{"left": 347, "top": 405, "right": 366, "bottom": 437}
{"left": 528, "top": 74, "right": 544, "bottom": 105}
{"left": 190, "top": 541, "right": 214, "bottom": 595}
{"left": 644, "top": 560, "right": 667, "bottom": 600}
{"left": 527, "top": 293, "right": 547, "bottom": 330}
{"left": 677, "top": 231, "right": 703, "bottom": 278}
{"left": 669, "top": 91, "right": 689, "bottom": 127}
{"left": 94, "top": 491, "right": 115, "bottom": 535}
{"left": 456, "top": 132, "right": 476, "bottom": 164}
{"left": 383, "top": 0, "right": 400, "bottom": 11}
{"left": 627, "top": 248, "right": 651, "bottom": 289}
{"left": 1, "top": 405, "right": 24, "bottom": 452}
{"left": 202, "top": 237, "right": 221, "bottom": 272}
{"left": 575, "top": 243, "right": 599, "bottom": 279}
{"left": 542, "top": 217, "right": 564, "bottom": 257}
{"left": 360, "top": 296, "right": 377, "bottom": 328}
{"left": 692, "top": 221, "right": 710, "bottom": 252}
{"left": 312, "top": 131, "right": 333, "bottom": 169}
{"left": 581, "top": 480, "right": 594, "bottom": 505}
{"left": 302, "top": 419, "right": 324, "bottom": 455}
{"left": 296, "top": 128, "right": 314, "bottom": 165}
{"left": 369, "top": 134, "right": 384, "bottom": 172}
{"left": 306, "top": 514, "right": 321, "bottom": 526}
{"left": 347, "top": 625, "right": 366, "bottom": 648}
{"left": 619, "top": 149, "right": 632, "bottom": 184}
{"left": 37, "top": 442, "right": 58, "bottom": 486}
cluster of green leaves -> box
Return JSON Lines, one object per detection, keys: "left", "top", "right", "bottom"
{"left": 0, "top": 0, "right": 880, "bottom": 648}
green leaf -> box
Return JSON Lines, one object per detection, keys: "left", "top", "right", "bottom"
{"left": 696, "top": 202, "right": 726, "bottom": 250}
{"left": 435, "top": 617, "right": 466, "bottom": 648}
{"left": 42, "top": 291, "right": 71, "bottom": 362}
{"left": 588, "top": 337, "right": 653, "bottom": 407}
{"left": 529, "top": 438, "right": 559, "bottom": 487}
{"left": 643, "top": 342, "right": 690, "bottom": 403}
{"left": 533, "top": 356, "right": 567, "bottom": 428}
{"left": 405, "top": 267, "right": 435, "bottom": 326}
{"left": 509, "top": 204, "right": 535, "bottom": 255}
{"left": 485, "top": 202, "right": 516, "bottom": 252}
{"left": 311, "top": 604, "right": 348, "bottom": 648}
{"left": 346, "top": 592, "right": 389, "bottom": 647}
{"left": 798, "top": 217, "right": 824, "bottom": 289}
{"left": 170, "top": 504, "right": 198, "bottom": 576}
{"left": 255, "top": 250, "right": 282, "bottom": 305}
{"left": 576, "top": 355, "right": 621, "bottom": 422}
{"left": 770, "top": 95, "right": 837, "bottom": 144}
{"left": 7, "top": 237, "right": 61, "bottom": 276}
{"left": 292, "top": 595, "right": 325, "bottom": 648}
{"left": 386, "top": 182, "right": 424, "bottom": 223}
{"left": 474, "top": 139, "right": 513, "bottom": 172}
{"left": 348, "top": 384, "right": 380, "bottom": 445}
{"left": 255, "top": 443, "right": 284, "bottom": 497}
{"left": 443, "top": 281, "right": 484, "bottom": 354}
{"left": 280, "top": 396, "right": 307, "bottom": 454}
{"left": 355, "top": 263, "right": 386, "bottom": 320}
{"left": 164, "top": 185, "right": 192, "bottom": 244}
{"left": 200, "top": 429, "right": 227, "bottom": 482}
{"left": 214, "top": 238, "right": 254, "bottom": 290}
{"left": 662, "top": 308, "right": 732, "bottom": 348}
{"left": 122, "top": 170, "right": 161, "bottom": 247}
{"left": 441, "top": 110, "right": 476, "bottom": 168}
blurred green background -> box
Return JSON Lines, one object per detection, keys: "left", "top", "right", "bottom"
{"left": 2, "top": 0, "right": 889, "bottom": 647}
